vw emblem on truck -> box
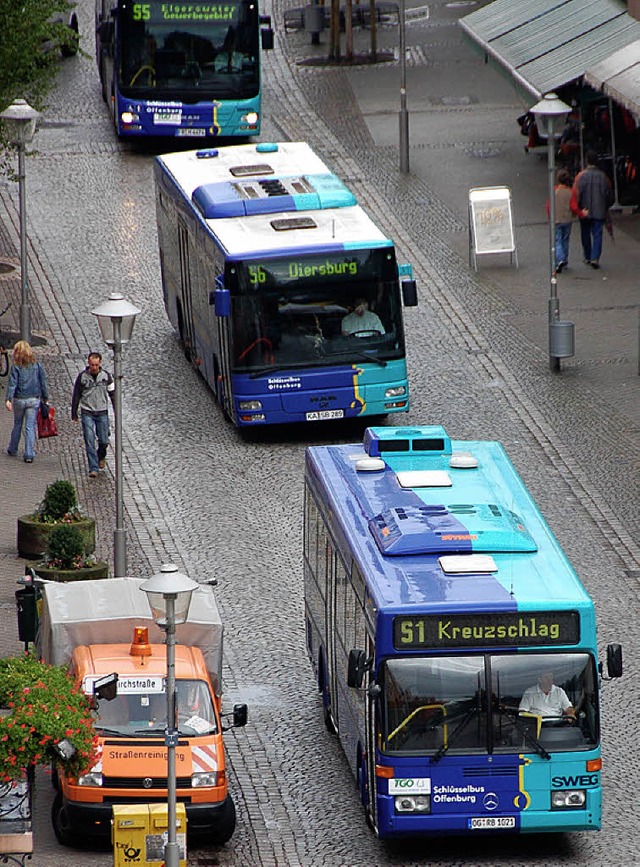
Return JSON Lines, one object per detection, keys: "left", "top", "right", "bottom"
{"left": 143, "top": 777, "right": 153, "bottom": 789}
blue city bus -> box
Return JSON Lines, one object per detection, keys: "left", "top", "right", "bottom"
{"left": 304, "top": 425, "right": 622, "bottom": 838}
{"left": 95, "top": 0, "right": 273, "bottom": 139}
{"left": 154, "top": 142, "right": 418, "bottom": 426}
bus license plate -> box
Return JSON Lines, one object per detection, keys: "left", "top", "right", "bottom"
{"left": 306, "top": 410, "right": 344, "bottom": 421}
{"left": 177, "top": 128, "right": 206, "bottom": 137}
{"left": 469, "top": 816, "right": 515, "bottom": 830}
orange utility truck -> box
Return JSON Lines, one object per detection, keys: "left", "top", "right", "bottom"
{"left": 38, "top": 576, "right": 246, "bottom": 848}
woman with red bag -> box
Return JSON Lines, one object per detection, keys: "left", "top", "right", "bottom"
{"left": 5, "top": 340, "right": 49, "bottom": 463}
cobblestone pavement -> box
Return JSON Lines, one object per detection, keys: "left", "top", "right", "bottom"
{"left": 0, "top": 0, "right": 638, "bottom": 864}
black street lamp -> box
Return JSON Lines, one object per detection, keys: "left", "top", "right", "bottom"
{"left": 140, "top": 565, "right": 198, "bottom": 867}
{"left": 0, "top": 99, "right": 40, "bottom": 343}
{"left": 531, "top": 92, "right": 575, "bottom": 372}
{"left": 91, "top": 292, "right": 141, "bottom": 577}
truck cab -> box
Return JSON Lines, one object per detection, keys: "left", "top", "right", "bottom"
{"left": 39, "top": 577, "right": 246, "bottom": 848}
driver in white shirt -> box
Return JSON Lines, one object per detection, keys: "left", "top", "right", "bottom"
{"left": 342, "top": 298, "right": 384, "bottom": 337}
{"left": 519, "top": 670, "right": 575, "bottom": 720}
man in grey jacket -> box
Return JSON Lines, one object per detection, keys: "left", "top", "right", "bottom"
{"left": 574, "top": 150, "right": 613, "bottom": 269}
{"left": 71, "top": 352, "right": 115, "bottom": 478}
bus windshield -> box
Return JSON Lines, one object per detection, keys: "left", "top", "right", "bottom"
{"left": 118, "top": 0, "right": 260, "bottom": 101}
{"left": 95, "top": 679, "right": 218, "bottom": 737}
{"left": 229, "top": 249, "right": 405, "bottom": 371}
{"left": 381, "top": 652, "right": 598, "bottom": 755}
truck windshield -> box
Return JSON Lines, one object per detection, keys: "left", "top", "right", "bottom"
{"left": 380, "top": 652, "right": 598, "bottom": 755}
{"left": 95, "top": 679, "right": 218, "bottom": 736}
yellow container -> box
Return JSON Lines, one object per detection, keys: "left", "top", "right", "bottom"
{"left": 147, "top": 804, "right": 187, "bottom": 867}
{"left": 112, "top": 804, "right": 149, "bottom": 866}
{"left": 112, "top": 804, "right": 187, "bottom": 867}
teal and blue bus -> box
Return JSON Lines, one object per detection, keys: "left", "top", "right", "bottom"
{"left": 154, "top": 142, "right": 418, "bottom": 426}
{"left": 304, "top": 425, "right": 622, "bottom": 838}
{"left": 95, "top": 0, "right": 273, "bottom": 139}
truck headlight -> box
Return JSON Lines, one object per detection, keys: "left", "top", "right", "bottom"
{"left": 395, "top": 794, "right": 430, "bottom": 813}
{"left": 551, "top": 789, "right": 586, "bottom": 809}
{"left": 192, "top": 771, "right": 221, "bottom": 788}
{"left": 78, "top": 771, "right": 103, "bottom": 787}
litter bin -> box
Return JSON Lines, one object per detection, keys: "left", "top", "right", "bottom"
{"left": 15, "top": 586, "right": 38, "bottom": 645}
{"left": 112, "top": 804, "right": 187, "bottom": 867}
{"left": 549, "top": 320, "right": 575, "bottom": 358}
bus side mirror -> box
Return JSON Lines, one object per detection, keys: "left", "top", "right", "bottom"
{"left": 212, "top": 287, "right": 230, "bottom": 316}
{"left": 347, "top": 648, "right": 369, "bottom": 688}
{"left": 261, "top": 27, "right": 274, "bottom": 50}
{"left": 401, "top": 279, "right": 418, "bottom": 307}
{"left": 233, "top": 703, "right": 248, "bottom": 728}
{"left": 606, "top": 643, "right": 623, "bottom": 678}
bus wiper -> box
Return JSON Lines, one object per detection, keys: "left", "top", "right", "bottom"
{"left": 498, "top": 706, "right": 551, "bottom": 760}
{"left": 325, "top": 349, "right": 387, "bottom": 367}
{"left": 431, "top": 707, "right": 479, "bottom": 763}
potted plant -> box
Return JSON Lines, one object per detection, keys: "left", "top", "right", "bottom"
{"left": 34, "top": 524, "right": 109, "bottom": 582}
{"left": 0, "top": 651, "right": 97, "bottom": 784}
{"left": 17, "top": 480, "right": 96, "bottom": 560}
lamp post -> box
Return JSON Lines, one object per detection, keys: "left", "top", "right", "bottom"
{"left": 398, "top": 0, "right": 409, "bottom": 173}
{"left": 140, "top": 565, "right": 198, "bottom": 867}
{"left": 0, "top": 99, "right": 40, "bottom": 343}
{"left": 530, "top": 92, "right": 572, "bottom": 372}
{"left": 91, "top": 292, "right": 141, "bottom": 577}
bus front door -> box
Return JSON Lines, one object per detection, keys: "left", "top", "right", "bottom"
{"left": 177, "top": 223, "right": 197, "bottom": 361}
{"left": 364, "top": 635, "right": 378, "bottom": 831}
{"left": 325, "top": 546, "right": 340, "bottom": 733}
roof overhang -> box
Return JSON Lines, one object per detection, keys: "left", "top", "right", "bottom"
{"left": 584, "top": 39, "right": 640, "bottom": 118}
{"left": 460, "top": 0, "right": 640, "bottom": 101}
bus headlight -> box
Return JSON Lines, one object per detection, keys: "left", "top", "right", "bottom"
{"left": 395, "top": 794, "right": 431, "bottom": 813}
{"left": 78, "top": 771, "right": 103, "bottom": 787}
{"left": 551, "top": 789, "right": 586, "bottom": 809}
{"left": 192, "top": 771, "right": 221, "bottom": 788}
{"left": 384, "top": 385, "right": 407, "bottom": 398}
{"left": 121, "top": 110, "right": 139, "bottom": 124}
{"left": 238, "top": 400, "right": 263, "bottom": 411}
{"left": 243, "top": 111, "right": 259, "bottom": 125}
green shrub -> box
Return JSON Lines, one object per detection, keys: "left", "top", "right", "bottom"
{"left": 45, "top": 524, "right": 86, "bottom": 568}
{"left": 40, "top": 480, "right": 78, "bottom": 522}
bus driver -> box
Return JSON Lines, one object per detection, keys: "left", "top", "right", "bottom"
{"left": 519, "top": 670, "right": 575, "bottom": 721}
{"left": 342, "top": 298, "right": 384, "bottom": 337}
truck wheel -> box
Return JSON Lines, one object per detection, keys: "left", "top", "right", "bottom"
{"left": 51, "top": 793, "right": 76, "bottom": 846}
{"left": 210, "top": 796, "right": 236, "bottom": 845}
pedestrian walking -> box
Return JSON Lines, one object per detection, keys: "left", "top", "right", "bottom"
{"left": 572, "top": 151, "right": 614, "bottom": 269}
{"left": 546, "top": 169, "right": 583, "bottom": 273}
{"left": 71, "top": 351, "right": 115, "bottom": 478}
{"left": 5, "top": 340, "right": 49, "bottom": 463}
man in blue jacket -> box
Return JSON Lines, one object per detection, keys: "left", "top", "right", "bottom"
{"left": 71, "top": 352, "right": 115, "bottom": 478}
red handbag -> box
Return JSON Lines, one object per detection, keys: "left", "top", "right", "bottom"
{"left": 37, "top": 402, "right": 59, "bottom": 438}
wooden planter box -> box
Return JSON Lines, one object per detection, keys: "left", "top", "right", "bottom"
{"left": 16, "top": 516, "right": 96, "bottom": 560}
{"left": 34, "top": 561, "right": 109, "bottom": 582}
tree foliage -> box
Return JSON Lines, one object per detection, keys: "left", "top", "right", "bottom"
{"left": 0, "top": 0, "right": 78, "bottom": 171}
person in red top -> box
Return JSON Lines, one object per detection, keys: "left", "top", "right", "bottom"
{"left": 546, "top": 169, "right": 584, "bottom": 273}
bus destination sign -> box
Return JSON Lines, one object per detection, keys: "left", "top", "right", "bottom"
{"left": 393, "top": 610, "right": 580, "bottom": 649}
